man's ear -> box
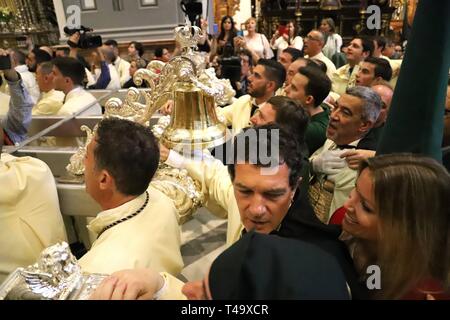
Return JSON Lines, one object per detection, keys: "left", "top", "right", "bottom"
{"left": 267, "top": 80, "right": 277, "bottom": 93}
{"left": 362, "top": 51, "right": 370, "bottom": 60}
{"left": 358, "top": 120, "right": 374, "bottom": 135}
{"left": 305, "top": 95, "right": 314, "bottom": 106}
{"left": 98, "top": 169, "right": 115, "bottom": 191}
{"left": 373, "top": 76, "right": 382, "bottom": 84}
{"left": 65, "top": 76, "right": 73, "bottom": 86}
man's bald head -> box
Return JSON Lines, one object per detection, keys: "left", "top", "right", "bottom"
{"left": 371, "top": 81, "right": 394, "bottom": 125}
{"left": 101, "top": 45, "right": 116, "bottom": 63}
{"left": 303, "top": 30, "right": 325, "bottom": 57}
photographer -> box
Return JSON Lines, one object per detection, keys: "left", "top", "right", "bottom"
{"left": 104, "top": 39, "right": 131, "bottom": 87}
{"left": 0, "top": 49, "right": 33, "bottom": 145}
{"left": 1, "top": 49, "right": 41, "bottom": 105}
{"left": 68, "top": 32, "right": 119, "bottom": 90}
{"left": 90, "top": 46, "right": 121, "bottom": 90}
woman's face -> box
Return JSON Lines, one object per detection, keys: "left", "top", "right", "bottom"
{"left": 287, "top": 22, "right": 295, "bottom": 35}
{"left": 128, "top": 44, "right": 136, "bottom": 56}
{"left": 129, "top": 61, "right": 137, "bottom": 76}
{"left": 342, "top": 168, "right": 380, "bottom": 241}
{"left": 246, "top": 19, "right": 256, "bottom": 32}
{"left": 240, "top": 53, "right": 251, "bottom": 76}
{"left": 320, "top": 20, "right": 331, "bottom": 33}
{"left": 222, "top": 18, "right": 232, "bottom": 31}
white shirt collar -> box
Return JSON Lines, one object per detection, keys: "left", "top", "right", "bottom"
{"left": 15, "top": 65, "right": 29, "bottom": 73}
{"left": 65, "top": 86, "right": 84, "bottom": 101}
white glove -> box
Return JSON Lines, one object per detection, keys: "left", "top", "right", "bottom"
{"left": 312, "top": 149, "right": 348, "bottom": 175}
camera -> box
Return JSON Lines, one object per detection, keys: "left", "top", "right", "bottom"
{"left": 64, "top": 26, "right": 103, "bottom": 49}
{"left": 0, "top": 54, "right": 12, "bottom": 71}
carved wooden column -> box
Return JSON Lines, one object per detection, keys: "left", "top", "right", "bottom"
{"left": 213, "top": 0, "right": 240, "bottom": 27}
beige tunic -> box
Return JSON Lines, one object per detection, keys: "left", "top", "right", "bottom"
{"left": 78, "top": 186, "right": 183, "bottom": 276}
{"left": 331, "top": 64, "right": 360, "bottom": 96}
{"left": 32, "top": 89, "right": 65, "bottom": 116}
{"left": 309, "top": 139, "right": 359, "bottom": 221}
{"left": 0, "top": 154, "right": 67, "bottom": 283}
{"left": 216, "top": 94, "right": 265, "bottom": 136}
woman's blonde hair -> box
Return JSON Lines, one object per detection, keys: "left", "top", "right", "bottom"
{"left": 245, "top": 17, "right": 257, "bottom": 28}
{"left": 359, "top": 154, "right": 450, "bottom": 299}
{"left": 321, "top": 17, "right": 336, "bottom": 33}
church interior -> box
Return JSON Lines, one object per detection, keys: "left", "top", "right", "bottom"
{"left": 0, "top": 0, "right": 449, "bottom": 301}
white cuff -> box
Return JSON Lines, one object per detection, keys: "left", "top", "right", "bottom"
{"left": 165, "top": 150, "right": 186, "bottom": 168}
{"left": 152, "top": 273, "right": 168, "bottom": 300}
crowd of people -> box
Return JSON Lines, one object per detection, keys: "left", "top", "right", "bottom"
{"left": 0, "top": 13, "right": 449, "bottom": 301}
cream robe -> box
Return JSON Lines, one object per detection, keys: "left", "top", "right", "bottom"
{"left": 114, "top": 57, "right": 131, "bottom": 87}
{"left": 152, "top": 167, "right": 243, "bottom": 301}
{"left": 155, "top": 272, "right": 187, "bottom": 300}
{"left": 0, "top": 154, "right": 67, "bottom": 283}
{"left": 166, "top": 154, "right": 244, "bottom": 248}
{"left": 32, "top": 89, "right": 65, "bottom": 116}
{"left": 216, "top": 94, "right": 259, "bottom": 136}
{"left": 309, "top": 139, "right": 359, "bottom": 221}
{"left": 0, "top": 91, "right": 10, "bottom": 116}
{"left": 57, "top": 87, "right": 102, "bottom": 116}
{"left": 331, "top": 64, "right": 360, "bottom": 96}
{"left": 78, "top": 186, "right": 183, "bottom": 276}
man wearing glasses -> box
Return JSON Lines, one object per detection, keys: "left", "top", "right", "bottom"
{"left": 303, "top": 30, "right": 336, "bottom": 80}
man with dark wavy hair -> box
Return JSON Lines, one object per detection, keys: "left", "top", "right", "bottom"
{"left": 217, "top": 59, "right": 286, "bottom": 135}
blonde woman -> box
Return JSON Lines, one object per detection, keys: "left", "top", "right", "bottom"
{"left": 339, "top": 154, "right": 450, "bottom": 299}
{"left": 234, "top": 17, "right": 273, "bottom": 63}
